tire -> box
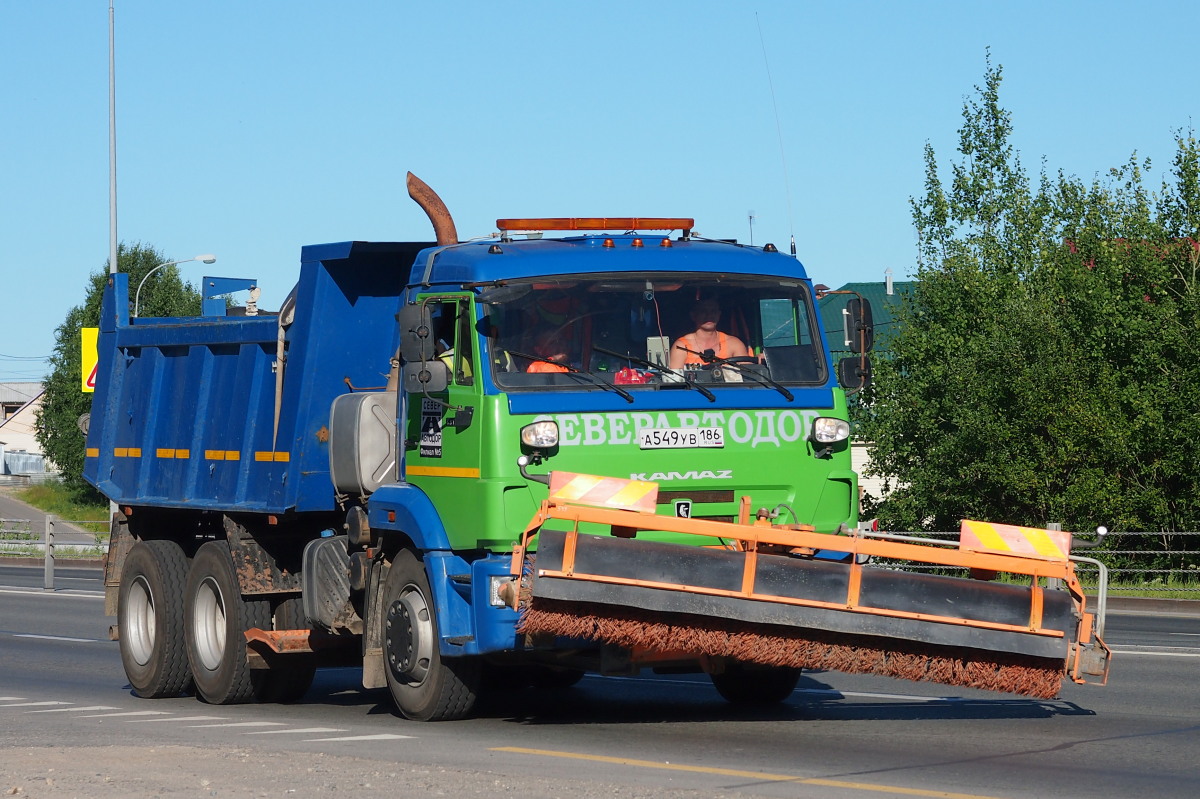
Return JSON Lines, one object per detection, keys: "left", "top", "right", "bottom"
{"left": 254, "top": 596, "right": 316, "bottom": 704}
{"left": 117, "top": 540, "right": 193, "bottom": 698}
{"left": 184, "top": 540, "right": 271, "bottom": 704}
{"left": 382, "top": 549, "right": 480, "bottom": 721}
{"left": 710, "top": 663, "right": 801, "bottom": 705}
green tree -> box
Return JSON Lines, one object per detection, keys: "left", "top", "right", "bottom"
{"left": 36, "top": 243, "right": 203, "bottom": 497}
{"left": 860, "top": 58, "right": 1200, "bottom": 543}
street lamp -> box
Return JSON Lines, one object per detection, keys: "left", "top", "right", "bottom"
{"left": 133, "top": 254, "right": 217, "bottom": 318}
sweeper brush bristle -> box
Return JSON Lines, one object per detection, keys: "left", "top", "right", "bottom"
{"left": 518, "top": 598, "right": 1065, "bottom": 699}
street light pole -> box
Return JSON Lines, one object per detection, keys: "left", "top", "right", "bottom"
{"left": 133, "top": 254, "right": 217, "bottom": 318}
{"left": 108, "top": 0, "right": 118, "bottom": 275}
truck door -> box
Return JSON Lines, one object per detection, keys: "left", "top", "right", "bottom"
{"left": 404, "top": 296, "right": 483, "bottom": 539}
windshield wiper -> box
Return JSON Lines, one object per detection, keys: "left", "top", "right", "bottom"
{"left": 592, "top": 345, "right": 715, "bottom": 402}
{"left": 508, "top": 350, "right": 634, "bottom": 403}
{"left": 674, "top": 345, "right": 794, "bottom": 401}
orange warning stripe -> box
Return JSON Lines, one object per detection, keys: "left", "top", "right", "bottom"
{"left": 960, "top": 520, "right": 1071, "bottom": 561}
{"left": 548, "top": 472, "right": 658, "bottom": 513}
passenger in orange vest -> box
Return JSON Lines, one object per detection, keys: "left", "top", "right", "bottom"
{"left": 669, "top": 299, "right": 748, "bottom": 370}
{"left": 526, "top": 329, "right": 570, "bottom": 373}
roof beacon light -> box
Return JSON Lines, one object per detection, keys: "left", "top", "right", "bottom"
{"left": 496, "top": 217, "right": 694, "bottom": 233}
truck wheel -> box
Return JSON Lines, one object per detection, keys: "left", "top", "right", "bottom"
{"left": 254, "top": 597, "right": 316, "bottom": 704}
{"left": 118, "top": 540, "right": 192, "bottom": 698}
{"left": 710, "top": 663, "right": 801, "bottom": 705}
{"left": 382, "top": 549, "right": 480, "bottom": 721}
{"left": 184, "top": 540, "right": 271, "bottom": 704}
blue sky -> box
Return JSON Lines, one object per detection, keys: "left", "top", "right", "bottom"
{"left": 2, "top": 0, "right": 1196, "bottom": 381}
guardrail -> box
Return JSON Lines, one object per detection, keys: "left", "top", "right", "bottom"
{"left": 0, "top": 515, "right": 109, "bottom": 590}
{"left": 881, "top": 530, "right": 1200, "bottom": 599}
{"left": 3, "top": 517, "right": 1198, "bottom": 598}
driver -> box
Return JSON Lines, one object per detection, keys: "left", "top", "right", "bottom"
{"left": 669, "top": 299, "right": 749, "bottom": 369}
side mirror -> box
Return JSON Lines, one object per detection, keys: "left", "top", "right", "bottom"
{"left": 838, "top": 356, "right": 872, "bottom": 390}
{"left": 397, "top": 303, "right": 436, "bottom": 362}
{"left": 846, "top": 298, "right": 874, "bottom": 353}
{"left": 402, "top": 360, "right": 449, "bottom": 394}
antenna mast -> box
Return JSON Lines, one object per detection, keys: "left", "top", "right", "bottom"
{"left": 756, "top": 13, "right": 796, "bottom": 256}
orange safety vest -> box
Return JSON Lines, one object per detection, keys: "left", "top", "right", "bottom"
{"left": 678, "top": 332, "right": 730, "bottom": 365}
{"left": 527, "top": 360, "right": 569, "bottom": 373}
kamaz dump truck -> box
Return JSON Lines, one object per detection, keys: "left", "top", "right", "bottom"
{"left": 84, "top": 174, "right": 1110, "bottom": 721}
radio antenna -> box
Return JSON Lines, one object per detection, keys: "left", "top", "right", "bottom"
{"left": 756, "top": 12, "right": 797, "bottom": 256}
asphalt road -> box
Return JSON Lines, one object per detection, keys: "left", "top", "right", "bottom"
{"left": 2, "top": 564, "right": 1198, "bottom": 799}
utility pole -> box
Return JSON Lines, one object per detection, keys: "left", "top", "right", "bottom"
{"left": 108, "top": 1, "right": 118, "bottom": 274}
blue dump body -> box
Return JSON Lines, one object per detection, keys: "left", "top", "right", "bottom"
{"left": 84, "top": 241, "right": 427, "bottom": 512}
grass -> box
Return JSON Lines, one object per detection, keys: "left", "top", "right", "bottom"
{"left": 7, "top": 481, "right": 109, "bottom": 535}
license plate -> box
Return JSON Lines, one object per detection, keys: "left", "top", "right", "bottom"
{"left": 637, "top": 427, "right": 724, "bottom": 449}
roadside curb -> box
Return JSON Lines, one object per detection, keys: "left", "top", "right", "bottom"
{"left": 1, "top": 557, "right": 104, "bottom": 569}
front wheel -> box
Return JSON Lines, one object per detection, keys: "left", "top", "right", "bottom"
{"left": 118, "top": 540, "right": 192, "bottom": 698}
{"left": 184, "top": 540, "right": 270, "bottom": 704}
{"left": 710, "top": 663, "right": 801, "bottom": 705}
{"left": 382, "top": 549, "right": 480, "bottom": 721}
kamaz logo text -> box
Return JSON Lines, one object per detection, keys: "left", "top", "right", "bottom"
{"left": 630, "top": 469, "right": 734, "bottom": 481}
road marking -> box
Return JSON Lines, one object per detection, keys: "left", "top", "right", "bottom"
{"left": 14, "top": 633, "right": 103, "bottom": 643}
{"left": 77, "top": 710, "right": 172, "bottom": 718}
{"left": 1108, "top": 648, "right": 1200, "bottom": 658}
{"left": 493, "top": 747, "right": 1005, "bottom": 798}
{"left": 27, "top": 706, "right": 119, "bottom": 713}
{"left": 0, "top": 588, "right": 103, "bottom": 599}
{"left": 304, "top": 734, "right": 414, "bottom": 741}
{"left": 187, "top": 721, "right": 287, "bottom": 728}
{"left": 0, "top": 701, "right": 72, "bottom": 708}
{"left": 126, "top": 716, "right": 229, "bottom": 723}
{"left": 245, "top": 727, "right": 348, "bottom": 735}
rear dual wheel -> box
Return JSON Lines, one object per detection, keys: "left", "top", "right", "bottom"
{"left": 118, "top": 540, "right": 192, "bottom": 698}
{"left": 184, "top": 541, "right": 270, "bottom": 704}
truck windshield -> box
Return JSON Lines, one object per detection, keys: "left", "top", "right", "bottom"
{"left": 481, "top": 273, "right": 826, "bottom": 391}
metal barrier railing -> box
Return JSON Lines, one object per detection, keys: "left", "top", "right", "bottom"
{"left": 875, "top": 530, "right": 1200, "bottom": 599}
{"left": 0, "top": 515, "right": 109, "bottom": 590}
{"left": 2, "top": 518, "right": 1198, "bottom": 598}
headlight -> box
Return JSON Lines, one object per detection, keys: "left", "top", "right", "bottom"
{"left": 520, "top": 421, "right": 559, "bottom": 449}
{"left": 811, "top": 417, "right": 850, "bottom": 444}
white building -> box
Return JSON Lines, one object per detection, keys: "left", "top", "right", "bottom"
{"left": 0, "top": 382, "right": 50, "bottom": 476}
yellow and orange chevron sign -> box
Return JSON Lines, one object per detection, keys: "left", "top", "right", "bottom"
{"left": 547, "top": 472, "right": 658, "bottom": 513}
{"left": 960, "top": 520, "right": 1072, "bottom": 561}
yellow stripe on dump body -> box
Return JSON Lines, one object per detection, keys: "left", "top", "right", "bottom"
{"left": 155, "top": 448, "right": 191, "bottom": 459}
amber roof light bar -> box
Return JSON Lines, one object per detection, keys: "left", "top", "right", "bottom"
{"left": 496, "top": 217, "right": 694, "bottom": 233}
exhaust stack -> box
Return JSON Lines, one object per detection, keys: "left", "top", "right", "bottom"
{"left": 406, "top": 172, "right": 459, "bottom": 245}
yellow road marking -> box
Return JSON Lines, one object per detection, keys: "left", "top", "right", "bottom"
{"left": 490, "top": 747, "right": 1003, "bottom": 799}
